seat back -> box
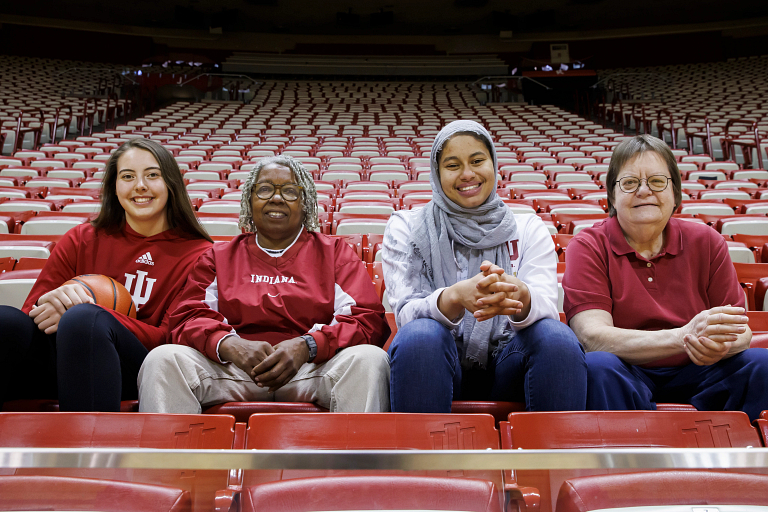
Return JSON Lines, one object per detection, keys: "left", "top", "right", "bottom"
{"left": 501, "top": 411, "right": 761, "bottom": 512}
{"left": 0, "top": 412, "right": 236, "bottom": 512}
{"left": 0, "top": 475, "right": 191, "bottom": 512}
{"left": 556, "top": 471, "right": 768, "bottom": 512}
{"left": 0, "top": 268, "right": 41, "bottom": 308}
{"left": 242, "top": 476, "right": 502, "bottom": 512}
{"left": 242, "top": 412, "right": 502, "bottom": 506}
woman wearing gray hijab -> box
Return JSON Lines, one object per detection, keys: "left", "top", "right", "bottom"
{"left": 382, "top": 120, "right": 587, "bottom": 412}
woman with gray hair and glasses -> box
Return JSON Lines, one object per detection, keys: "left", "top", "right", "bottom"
{"left": 563, "top": 134, "right": 768, "bottom": 420}
{"left": 138, "top": 155, "right": 391, "bottom": 413}
{"left": 382, "top": 120, "right": 587, "bottom": 413}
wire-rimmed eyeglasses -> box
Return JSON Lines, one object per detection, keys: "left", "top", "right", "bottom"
{"left": 615, "top": 175, "right": 671, "bottom": 193}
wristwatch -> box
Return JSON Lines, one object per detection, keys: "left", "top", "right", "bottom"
{"left": 301, "top": 334, "right": 317, "bottom": 362}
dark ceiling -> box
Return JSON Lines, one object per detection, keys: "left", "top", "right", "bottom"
{"left": 3, "top": 0, "right": 767, "bottom": 36}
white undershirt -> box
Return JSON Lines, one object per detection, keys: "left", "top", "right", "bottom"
{"left": 255, "top": 227, "right": 304, "bottom": 258}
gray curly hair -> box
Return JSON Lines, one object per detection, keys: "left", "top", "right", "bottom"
{"left": 239, "top": 155, "right": 320, "bottom": 233}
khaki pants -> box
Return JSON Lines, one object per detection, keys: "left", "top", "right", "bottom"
{"left": 137, "top": 344, "right": 390, "bottom": 414}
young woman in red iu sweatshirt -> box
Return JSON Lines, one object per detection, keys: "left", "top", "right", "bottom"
{"left": 0, "top": 138, "right": 212, "bottom": 411}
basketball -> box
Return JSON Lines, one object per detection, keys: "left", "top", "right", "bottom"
{"left": 64, "top": 274, "right": 137, "bottom": 319}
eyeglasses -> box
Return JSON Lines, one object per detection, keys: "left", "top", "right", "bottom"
{"left": 253, "top": 182, "right": 303, "bottom": 201}
{"left": 615, "top": 175, "right": 671, "bottom": 193}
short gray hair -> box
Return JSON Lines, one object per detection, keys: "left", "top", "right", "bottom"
{"left": 239, "top": 155, "right": 320, "bottom": 233}
{"left": 606, "top": 134, "right": 682, "bottom": 218}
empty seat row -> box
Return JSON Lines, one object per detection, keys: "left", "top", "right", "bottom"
{"left": 1, "top": 410, "right": 767, "bottom": 512}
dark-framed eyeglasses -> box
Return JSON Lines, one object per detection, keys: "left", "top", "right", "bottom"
{"left": 615, "top": 175, "right": 671, "bottom": 193}
{"left": 253, "top": 182, "right": 303, "bottom": 201}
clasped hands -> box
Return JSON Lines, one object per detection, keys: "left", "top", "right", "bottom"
{"left": 219, "top": 335, "right": 309, "bottom": 392}
{"left": 680, "top": 306, "right": 750, "bottom": 366}
{"left": 29, "top": 283, "right": 93, "bottom": 334}
{"left": 438, "top": 260, "right": 530, "bottom": 322}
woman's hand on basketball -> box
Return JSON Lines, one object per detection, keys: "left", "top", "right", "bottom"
{"left": 37, "top": 283, "right": 94, "bottom": 314}
{"left": 29, "top": 283, "right": 94, "bottom": 334}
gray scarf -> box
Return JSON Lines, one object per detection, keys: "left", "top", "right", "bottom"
{"left": 404, "top": 120, "right": 517, "bottom": 369}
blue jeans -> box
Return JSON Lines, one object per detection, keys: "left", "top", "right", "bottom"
{"left": 388, "top": 317, "right": 587, "bottom": 413}
{"left": 586, "top": 350, "right": 768, "bottom": 421}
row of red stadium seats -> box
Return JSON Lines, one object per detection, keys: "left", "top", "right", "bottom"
{"left": 0, "top": 410, "right": 767, "bottom": 512}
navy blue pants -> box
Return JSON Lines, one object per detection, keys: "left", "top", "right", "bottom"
{"left": 586, "top": 350, "right": 768, "bottom": 421}
{"left": 0, "top": 304, "right": 148, "bottom": 411}
{"left": 388, "top": 317, "right": 588, "bottom": 413}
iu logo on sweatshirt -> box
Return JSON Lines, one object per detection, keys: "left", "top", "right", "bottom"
{"left": 124, "top": 270, "right": 156, "bottom": 310}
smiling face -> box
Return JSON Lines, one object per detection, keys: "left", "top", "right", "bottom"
{"left": 115, "top": 148, "right": 170, "bottom": 236}
{"left": 438, "top": 134, "right": 496, "bottom": 209}
{"left": 613, "top": 151, "right": 676, "bottom": 233}
{"left": 251, "top": 163, "right": 304, "bottom": 249}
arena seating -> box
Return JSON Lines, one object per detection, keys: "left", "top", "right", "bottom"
{"left": 599, "top": 56, "right": 768, "bottom": 166}
{"left": 0, "top": 412, "right": 240, "bottom": 512}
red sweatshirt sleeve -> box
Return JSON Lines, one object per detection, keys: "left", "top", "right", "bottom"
{"left": 169, "top": 247, "right": 233, "bottom": 362}
{"left": 21, "top": 230, "right": 79, "bottom": 314}
{"left": 309, "top": 240, "right": 390, "bottom": 363}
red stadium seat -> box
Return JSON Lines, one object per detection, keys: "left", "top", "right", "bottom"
{"left": 0, "top": 475, "right": 191, "bottom": 512}
{"left": 12, "top": 257, "right": 47, "bottom": 270}
{"left": 500, "top": 411, "right": 761, "bottom": 512}
{"left": 550, "top": 212, "right": 607, "bottom": 234}
{"left": 747, "top": 311, "right": 768, "bottom": 348}
{"left": 242, "top": 476, "right": 502, "bottom": 512}
{"left": 555, "top": 471, "right": 768, "bottom": 512}
{"left": 331, "top": 213, "right": 389, "bottom": 235}
{"left": 235, "top": 413, "right": 503, "bottom": 512}
{"left": 730, "top": 234, "right": 768, "bottom": 261}
{"left": 734, "top": 262, "right": 768, "bottom": 310}
{"left": 0, "top": 412, "right": 238, "bottom": 512}
{"left": 553, "top": 234, "right": 573, "bottom": 262}
{"left": 0, "top": 234, "right": 58, "bottom": 259}
{"left": 18, "top": 211, "right": 93, "bottom": 235}
{"left": 0, "top": 268, "right": 41, "bottom": 308}
{"left": 0, "top": 256, "right": 15, "bottom": 272}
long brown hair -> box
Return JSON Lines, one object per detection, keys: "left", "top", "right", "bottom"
{"left": 92, "top": 138, "right": 213, "bottom": 242}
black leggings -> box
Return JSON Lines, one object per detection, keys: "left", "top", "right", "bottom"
{"left": 0, "top": 304, "right": 149, "bottom": 411}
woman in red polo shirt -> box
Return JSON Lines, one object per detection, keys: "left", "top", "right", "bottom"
{"left": 563, "top": 134, "right": 768, "bottom": 420}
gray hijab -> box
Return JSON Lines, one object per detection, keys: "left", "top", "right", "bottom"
{"left": 405, "top": 120, "right": 517, "bottom": 369}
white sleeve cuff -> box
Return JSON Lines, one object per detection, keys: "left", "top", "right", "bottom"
{"left": 428, "top": 288, "right": 463, "bottom": 329}
{"left": 509, "top": 283, "right": 558, "bottom": 330}
{"left": 215, "top": 333, "right": 237, "bottom": 364}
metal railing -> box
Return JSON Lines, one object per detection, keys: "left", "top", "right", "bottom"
{"left": 2, "top": 447, "right": 767, "bottom": 470}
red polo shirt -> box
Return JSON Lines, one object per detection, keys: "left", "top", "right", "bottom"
{"left": 563, "top": 216, "right": 744, "bottom": 367}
